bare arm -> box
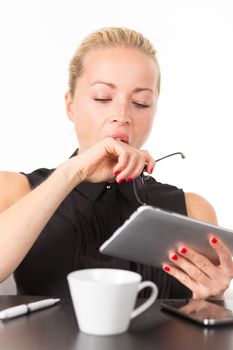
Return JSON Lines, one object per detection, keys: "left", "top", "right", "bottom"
{"left": 0, "top": 160, "right": 79, "bottom": 282}
{"left": 185, "top": 192, "right": 218, "bottom": 225}
{"left": 0, "top": 137, "right": 155, "bottom": 283}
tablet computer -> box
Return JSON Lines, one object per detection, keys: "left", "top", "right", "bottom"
{"left": 99, "top": 206, "right": 233, "bottom": 267}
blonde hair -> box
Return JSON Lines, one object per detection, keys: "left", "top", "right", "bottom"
{"left": 68, "top": 27, "right": 160, "bottom": 96}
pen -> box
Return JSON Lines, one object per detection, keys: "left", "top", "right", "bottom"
{"left": 0, "top": 298, "right": 60, "bottom": 321}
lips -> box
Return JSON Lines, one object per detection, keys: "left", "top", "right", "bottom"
{"left": 109, "top": 134, "right": 129, "bottom": 144}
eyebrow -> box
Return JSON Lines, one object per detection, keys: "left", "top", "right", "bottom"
{"left": 90, "top": 81, "right": 154, "bottom": 93}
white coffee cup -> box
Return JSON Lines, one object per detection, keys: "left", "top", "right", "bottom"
{"left": 67, "top": 268, "right": 158, "bottom": 336}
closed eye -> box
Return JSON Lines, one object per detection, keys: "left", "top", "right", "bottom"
{"left": 94, "top": 98, "right": 111, "bottom": 103}
{"left": 134, "top": 102, "right": 150, "bottom": 109}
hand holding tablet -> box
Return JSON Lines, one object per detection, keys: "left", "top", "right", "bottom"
{"left": 100, "top": 206, "right": 233, "bottom": 267}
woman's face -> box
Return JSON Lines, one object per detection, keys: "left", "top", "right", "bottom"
{"left": 66, "top": 46, "right": 159, "bottom": 153}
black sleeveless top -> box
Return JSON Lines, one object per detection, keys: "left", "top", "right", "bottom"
{"left": 14, "top": 167, "right": 192, "bottom": 299}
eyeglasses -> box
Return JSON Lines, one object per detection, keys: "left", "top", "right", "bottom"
{"left": 133, "top": 152, "right": 185, "bottom": 206}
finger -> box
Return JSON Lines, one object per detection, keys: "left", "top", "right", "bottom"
{"left": 127, "top": 158, "right": 148, "bottom": 179}
{"left": 162, "top": 264, "right": 197, "bottom": 292}
{"left": 170, "top": 250, "right": 232, "bottom": 298}
{"left": 112, "top": 147, "right": 129, "bottom": 174}
{"left": 141, "top": 150, "right": 155, "bottom": 174}
{"left": 113, "top": 149, "right": 148, "bottom": 181}
{"left": 110, "top": 141, "right": 139, "bottom": 178}
{"left": 162, "top": 263, "right": 213, "bottom": 299}
{"left": 168, "top": 251, "right": 210, "bottom": 285}
{"left": 177, "top": 245, "right": 217, "bottom": 279}
{"left": 113, "top": 140, "right": 129, "bottom": 182}
{"left": 115, "top": 153, "right": 139, "bottom": 182}
{"left": 129, "top": 149, "right": 155, "bottom": 177}
{"left": 209, "top": 235, "right": 233, "bottom": 272}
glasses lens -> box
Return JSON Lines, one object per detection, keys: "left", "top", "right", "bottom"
{"left": 133, "top": 175, "right": 147, "bottom": 206}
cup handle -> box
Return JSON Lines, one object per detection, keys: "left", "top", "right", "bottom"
{"left": 130, "top": 281, "right": 158, "bottom": 319}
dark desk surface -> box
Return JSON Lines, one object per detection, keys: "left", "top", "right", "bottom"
{"left": 1, "top": 296, "right": 233, "bottom": 350}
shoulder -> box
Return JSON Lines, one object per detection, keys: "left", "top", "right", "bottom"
{"left": 21, "top": 167, "right": 55, "bottom": 189}
{"left": 146, "top": 177, "right": 184, "bottom": 196}
{"left": 0, "top": 171, "right": 31, "bottom": 213}
{"left": 184, "top": 192, "right": 218, "bottom": 225}
{"left": 146, "top": 177, "right": 187, "bottom": 215}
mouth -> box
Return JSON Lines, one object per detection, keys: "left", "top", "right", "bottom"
{"left": 114, "top": 137, "right": 128, "bottom": 144}
{"left": 110, "top": 134, "right": 129, "bottom": 144}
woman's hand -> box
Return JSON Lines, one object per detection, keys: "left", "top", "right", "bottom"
{"left": 162, "top": 235, "right": 233, "bottom": 299}
{"left": 72, "top": 137, "right": 155, "bottom": 184}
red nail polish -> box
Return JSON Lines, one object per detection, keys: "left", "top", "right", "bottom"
{"left": 171, "top": 254, "right": 178, "bottom": 261}
{"left": 126, "top": 178, "right": 133, "bottom": 182}
{"left": 211, "top": 237, "right": 218, "bottom": 244}
{"left": 118, "top": 179, "right": 124, "bottom": 184}
{"left": 180, "top": 247, "right": 187, "bottom": 254}
{"left": 163, "top": 265, "right": 170, "bottom": 272}
{"left": 114, "top": 170, "right": 121, "bottom": 175}
{"left": 148, "top": 167, "right": 154, "bottom": 174}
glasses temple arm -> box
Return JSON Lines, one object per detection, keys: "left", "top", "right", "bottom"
{"left": 155, "top": 152, "right": 185, "bottom": 163}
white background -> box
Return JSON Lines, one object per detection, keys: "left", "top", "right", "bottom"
{"left": 0, "top": 0, "right": 233, "bottom": 293}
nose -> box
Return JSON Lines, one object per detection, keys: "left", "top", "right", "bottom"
{"left": 111, "top": 100, "right": 130, "bottom": 125}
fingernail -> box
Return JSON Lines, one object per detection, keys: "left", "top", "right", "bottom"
{"left": 179, "top": 247, "right": 187, "bottom": 254}
{"left": 114, "top": 170, "right": 121, "bottom": 175}
{"left": 163, "top": 265, "right": 170, "bottom": 272}
{"left": 126, "top": 178, "right": 133, "bottom": 182}
{"left": 117, "top": 179, "right": 124, "bottom": 184}
{"left": 148, "top": 166, "right": 154, "bottom": 174}
{"left": 170, "top": 253, "right": 178, "bottom": 261}
{"left": 210, "top": 236, "right": 218, "bottom": 244}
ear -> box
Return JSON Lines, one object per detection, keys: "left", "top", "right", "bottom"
{"left": 65, "top": 91, "right": 75, "bottom": 122}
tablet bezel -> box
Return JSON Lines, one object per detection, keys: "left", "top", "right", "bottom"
{"left": 100, "top": 206, "right": 233, "bottom": 267}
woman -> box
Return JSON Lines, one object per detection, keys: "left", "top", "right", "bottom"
{"left": 0, "top": 27, "right": 232, "bottom": 299}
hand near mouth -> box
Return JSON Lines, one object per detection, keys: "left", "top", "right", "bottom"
{"left": 71, "top": 137, "right": 155, "bottom": 185}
